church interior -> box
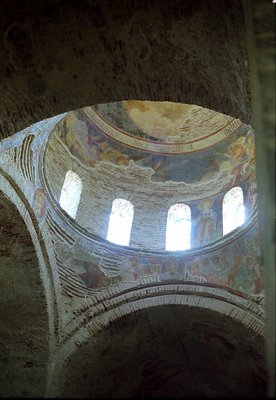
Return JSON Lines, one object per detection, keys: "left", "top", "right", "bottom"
{"left": 0, "top": 0, "right": 275, "bottom": 398}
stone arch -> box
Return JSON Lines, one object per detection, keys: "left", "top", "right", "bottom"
{"left": 0, "top": 170, "right": 59, "bottom": 397}
{"left": 49, "top": 303, "right": 266, "bottom": 398}
{"left": 46, "top": 281, "right": 265, "bottom": 396}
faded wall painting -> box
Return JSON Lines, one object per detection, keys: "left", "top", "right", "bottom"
{"left": 94, "top": 101, "right": 238, "bottom": 144}
{"left": 194, "top": 197, "right": 219, "bottom": 247}
{"left": 54, "top": 217, "right": 263, "bottom": 297}
{"left": 243, "top": 171, "right": 258, "bottom": 215}
{"left": 32, "top": 187, "right": 47, "bottom": 221}
{"left": 52, "top": 106, "right": 255, "bottom": 189}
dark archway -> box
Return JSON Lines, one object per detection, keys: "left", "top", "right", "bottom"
{"left": 55, "top": 305, "right": 266, "bottom": 398}
{"left": 0, "top": 190, "right": 49, "bottom": 397}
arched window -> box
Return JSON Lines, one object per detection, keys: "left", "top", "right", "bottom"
{"left": 222, "top": 186, "right": 245, "bottom": 235}
{"left": 166, "top": 203, "right": 191, "bottom": 251}
{"left": 106, "top": 198, "right": 134, "bottom": 246}
{"left": 59, "top": 170, "right": 82, "bottom": 219}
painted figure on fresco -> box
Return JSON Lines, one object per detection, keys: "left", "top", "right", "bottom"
{"left": 78, "top": 261, "right": 111, "bottom": 290}
{"left": 32, "top": 187, "right": 47, "bottom": 220}
{"left": 58, "top": 112, "right": 93, "bottom": 166}
{"left": 245, "top": 128, "right": 256, "bottom": 168}
{"left": 162, "top": 261, "right": 180, "bottom": 276}
{"left": 234, "top": 261, "right": 253, "bottom": 292}
{"left": 57, "top": 111, "right": 131, "bottom": 168}
{"left": 196, "top": 198, "right": 217, "bottom": 246}
{"left": 246, "top": 255, "right": 264, "bottom": 294}
{"left": 226, "top": 251, "right": 242, "bottom": 288}
{"left": 207, "top": 255, "right": 229, "bottom": 283}
{"left": 225, "top": 247, "right": 263, "bottom": 295}
{"left": 224, "top": 138, "right": 248, "bottom": 186}
{"left": 190, "top": 254, "right": 229, "bottom": 285}
{"left": 247, "top": 173, "right": 258, "bottom": 214}
{"left": 217, "top": 129, "right": 255, "bottom": 188}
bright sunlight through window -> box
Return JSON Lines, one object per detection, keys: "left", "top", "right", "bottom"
{"left": 106, "top": 198, "right": 134, "bottom": 246}
{"left": 59, "top": 170, "right": 82, "bottom": 219}
{"left": 166, "top": 203, "right": 191, "bottom": 251}
{"left": 223, "top": 186, "right": 245, "bottom": 235}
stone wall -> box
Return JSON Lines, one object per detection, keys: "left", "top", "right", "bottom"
{"left": 0, "top": 0, "right": 250, "bottom": 140}
{"left": 0, "top": 191, "right": 49, "bottom": 397}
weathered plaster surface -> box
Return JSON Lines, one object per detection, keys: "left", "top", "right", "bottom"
{"left": 90, "top": 102, "right": 242, "bottom": 150}
{"left": 0, "top": 191, "right": 49, "bottom": 397}
{"left": 0, "top": 0, "right": 250, "bottom": 139}
{"left": 51, "top": 306, "right": 266, "bottom": 398}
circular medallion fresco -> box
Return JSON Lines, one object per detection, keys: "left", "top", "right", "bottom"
{"left": 87, "top": 101, "right": 243, "bottom": 154}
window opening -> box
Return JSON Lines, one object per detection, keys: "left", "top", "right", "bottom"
{"left": 106, "top": 198, "right": 134, "bottom": 246}
{"left": 59, "top": 170, "right": 82, "bottom": 219}
{"left": 222, "top": 186, "right": 245, "bottom": 235}
{"left": 166, "top": 203, "right": 191, "bottom": 251}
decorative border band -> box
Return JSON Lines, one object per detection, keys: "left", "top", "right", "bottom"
{"left": 83, "top": 107, "right": 243, "bottom": 154}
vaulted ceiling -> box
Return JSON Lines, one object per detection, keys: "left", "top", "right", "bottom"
{"left": 0, "top": 0, "right": 274, "bottom": 398}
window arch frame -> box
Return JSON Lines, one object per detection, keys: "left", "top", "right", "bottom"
{"left": 59, "top": 170, "right": 82, "bottom": 219}
{"left": 222, "top": 186, "right": 245, "bottom": 236}
{"left": 106, "top": 198, "right": 134, "bottom": 246}
{"left": 165, "top": 203, "right": 192, "bottom": 251}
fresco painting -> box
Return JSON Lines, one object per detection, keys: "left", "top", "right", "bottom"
{"left": 187, "top": 222, "right": 263, "bottom": 294}
{"left": 0, "top": 107, "right": 263, "bottom": 318}
{"left": 54, "top": 242, "right": 112, "bottom": 290}
{"left": 218, "top": 129, "right": 255, "bottom": 187}
{"left": 55, "top": 110, "right": 255, "bottom": 186}
{"left": 1, "top": 109, "right": 260, "bottom": 298}
{"left": 93, "top": 101, "right": 237, "bottom": 145}
{"left": 32, "top": 187, "right": 47, "bottom": 221}
{"left": 78, "top": 261, "right": 111, "bottom": 290}
{"left": 195, "top": 198, "right": 218, "bottom": 247}
{"left": 163, "top": 223, "right": 260, "bottom": 294}
{"left": 246, "top": 172, "right": 258, "bottom": 214}
{"left": 53, "top": 214, "right": 263, "bottom": 297}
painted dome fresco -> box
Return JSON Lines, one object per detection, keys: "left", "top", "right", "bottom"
{"left": 43, "top": 101, "right": 257, "bottom": 252}
{"left": 93, "top": 101, "right": 241, "bottom": 148}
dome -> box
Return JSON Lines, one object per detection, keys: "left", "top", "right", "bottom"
{"left": 42, "top": 101, "right": 257, "bottom": 252}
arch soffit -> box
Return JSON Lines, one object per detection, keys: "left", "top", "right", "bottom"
{"left": 52, "top": 281, "right": 265, "bottom": 369}
{"left": 0, "top": 168, "right": 60, "bottom": 352}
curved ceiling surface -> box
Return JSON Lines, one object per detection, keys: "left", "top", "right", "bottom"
{"left": 43, "top": 101, "right": 257, "bottom": 251}
{"left": 49, "top": 102, "right": 255, "bottom": 187}
{"left": 88, "top": 101, "right": 243, "bottom": 153}
{"left": 60, "top": 306, "right": 266, "bottom": 398}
